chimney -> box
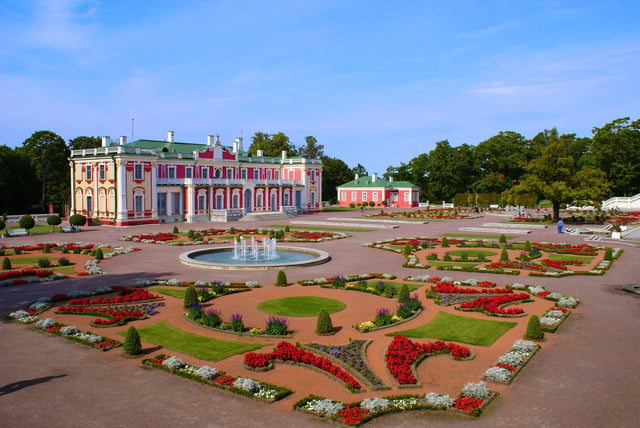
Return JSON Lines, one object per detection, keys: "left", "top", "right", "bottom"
{"left": 388, "top": 176, "right": 393, "bottom": 182}
{"left": 207, "top": 135, "right": 215, "bottom": 146}
{"left": 101, "top": 136, "right": 110, "bottom": 147}
{"left": 234, "top": 137, "right": 243, "bottom": 152}
{"left": 372, "top": 173, "right": 377, "bottom": 182}
{"left": 257, "top": 149, "right": 264, "bottom": 157}
{"left": 167, "top": 131, "right": 175, "bottom": 143}
{"left": 355, "top": 173, "right": 359, "bottom": 180}
{"left": 119, "top": 136, "right": 127, "bottom": 145}
{"left": 282, "top": 150, "right": 287, "bottom": 160}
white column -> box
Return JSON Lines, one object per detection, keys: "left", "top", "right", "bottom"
{"left": 186, "top": 184, "right": 196, "bottom": 222}
{"left": 151, "top": 162, "right": 158, "bottom": 220}
{"left": 116, "top": 160, "right": 128, "bottom": 224}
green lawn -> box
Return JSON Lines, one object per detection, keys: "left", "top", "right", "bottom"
{"left": 444, "top": 232, "right": 515, "bottom": 240}
{"left": 389, "top": 311, "right": 517, "bottom": 346}
{"left": 149, "top": 287, "right": 185, "bottom": 299}
{"left": 119, "top": 321, "right": 265, "bottom": 361}
{"left": 369, "top": 281, "right": 421, "bottom": 293}
{"left": 426, "top": 261, "right": 481, "bottom": 268}
{"left": 10, "top": 256, "right": 57, "bottom": 264}
{"left": 257, "top": 296, "right": 346, "bottom": 317}
{"left": 446, "top": 250, "right": 497, "bottom": 258}
{"left": 268, "top": 224, "right": 373, "bottom": 233}
{"left": 50, "top": 266, "right": 78, "bottom": 275}
{"left": 548, "top": 254, "right": 595, "bottom": 263}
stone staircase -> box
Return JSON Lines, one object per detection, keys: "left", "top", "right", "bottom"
{"left": 237, "top": 211, "right": 296, "bottom": 222}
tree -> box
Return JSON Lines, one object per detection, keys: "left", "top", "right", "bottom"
{"left": 276, "top": 269, "right": 288, "bottom": 286}
{"left": 69, "top": 214, "right": 86, "bottom": 227}
{"left": 351, "top": 163, "right": 368, "bottom": 177}
{"left": 69, "top": 136, "right": 102, "bottom": 151}
{"left": 123, "top": 326, "right": 142, "bottom": 355}
{"left": 472, "top": 131, "right": 528, "bottom": 193}
{"left": 424, "top": 140, "right": 465, "bottom": 202}
{"left": 315, "top": 308, "right": 334, "bottom": 334}
{"left": 0, "top": 145, "right": 39, "bottom": 213}
{"left": 588, "top": 117, "right": 640, "bottom": 196}
{"left": 0, "top": 219, "right": 4, "bottom": 233}
{"left": 506, "top": 128, "right": 609, "bottom": 221}
{"left": 321, "top": 156, "right": 354, "bottom": 203}
{"left": 297, "top": 136, "right": 324, "bottom": 159}
{"left": 248, "top": 132, "right": 297, "bottom": 157}
{"left": 19, "top": 215, "right": 35, "bottom": 234}
{"left": 19, "top": 131, "right": 70, "bottom": 212}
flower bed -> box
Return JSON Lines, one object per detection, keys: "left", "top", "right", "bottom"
{"left": 483, "top": 340, "right": 539, "bottom": 384}
{"left": 539, "top": 307, "right": 571, "bottom": 333}
{"left": 385, "top": 335, "right": 471, "bottom": 387}
{"left": 457, "top": 293, "right": 531, "bottom": 316}
{"left": 243, "top": 341, "right": 362, "bottom": 391}
{"left": 68, "top": 286, "right": 160, "bottom": 305}
{"left": 55, "top": 305, "right": 146, "bottom": 326}
{"left": 143, "top": 354, "right": 291, "bottom": 403}
{"left": 34, "top": 318, "right": 121, "bottom": 351}
{"left": 305, "top": 340, "right": 387, "bottom": 390}
{"left": 298, "top": 273, "right": 396, "bottom": 287}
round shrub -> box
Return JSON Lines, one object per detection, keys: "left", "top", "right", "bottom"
{"left": 2, "top": 257, "right": 11, "bottom": 270}
{"left": 315, "top": 308, "right": 334, "bottom": 334}
{"left": 275, "top": 269, "right": 288, "bottom": 286}
{"left": 37, "top": 258, "right": 51, "bottom": 268}
{"left": 123, "top": 326, "right": 142, "bottom": 355}
{"left": 349, "top": 203, "right": 355, "bottom": 208}
{"left": 47, "top": 215, "right": 61, "bottom": 228}
{"left": 19, "top": 214, "right": 35, "bottom": 232}
{"left": 183, "top": 285, "right": 199, "bottom": 308}
{"left": 69, "top": 214, "right": 86, "bottom": 227}
{"left": 525, "top": 314, "right": 544, "bottom": 341}
{"left": 57, "top": 257, "right": 71, "bottom": 266}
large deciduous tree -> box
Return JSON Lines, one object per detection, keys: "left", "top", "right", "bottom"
{"left": 321, "top": 156, "right": 354, "bottom": 203}
{"left": 472, "top": 131, "right": 528, "bottom": 193}
{"left": 69, "top": 136, "right": 102, "bottom": 151}
{"left": 297, "top": 136, "right": 324, "bottom": 159}
{"left": 18, "top": 130, "right": 70, "bottom": 212}
{"left": 0, "top": 145, "right": 39, "bottom": 213}
{"left": 248, "top": 132, "right": 297, "bottom": 157}
{"left": 587, "top": 117, "right": 640, "bottom": 196}
{"left": 507, "top": 128, "right": 609, "bottom": 220}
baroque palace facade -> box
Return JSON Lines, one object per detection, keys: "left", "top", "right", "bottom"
{"left": 69, "top": 132, "right": 322, "bottom": 226}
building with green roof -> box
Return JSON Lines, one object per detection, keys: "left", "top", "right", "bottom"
{"left": 337, "top": 173, "right": 419, "bottom": 208}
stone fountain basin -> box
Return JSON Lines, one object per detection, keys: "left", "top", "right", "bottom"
{"left": 179, "top": 246, "right": 331, "bottom": 270}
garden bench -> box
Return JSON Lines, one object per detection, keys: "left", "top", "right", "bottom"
{"left": 61, "top": 225, "right": 77, "bottom": 233}
{"left": 6, "top": 228, "right": 28, "bottom": 237}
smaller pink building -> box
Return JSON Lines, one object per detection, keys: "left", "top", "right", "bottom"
{"left": 336, "top": 174, "right": 419, "bottom": 208}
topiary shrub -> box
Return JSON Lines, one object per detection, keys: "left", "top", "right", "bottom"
{"left": 275, "top": 269, "right": 288, "bottom": 286}
{"left": 94, "top": 248, "right": 104, "bottom": 260}
{"left": 315, "top": 308, "right": 334, "bottom": 334}
{"left": 604, "top": 247, "right": 613, "bottom": 261}
{"left": 58, "top": 257, "right": 71, "bottom": 266}
{"left": 368, "top": 201, "right": 375, "bottom": 207}
{"left": 499, "top": 234, "right": 507, "bottom": 244}
{"left": 183, "top": 285, "right": 199, "bottom": 308}
{"left": 123, "top": 326, "right": 142, "bottom": 356}
{"left": 403, "top": 244, "right": 412, "bottom": 257}
{"left": 284, "top": 225, "right": 290, "bottom": 232}
{"left": 19, "top": 215, "right": 35, "bottom": 233}
{"left": 397, "top": 284, "right": 410, "bottom": 303}
{"left": 525, "top": 314, "right": 544, "bottom": 341}
{"left": 43, "top": 243, "right": 50, "bottom": 253}
{"left": 524, "top": 240, "right": 531, "bottom": 251}
{"left": 2, "top": 257, "right": 11, "bottom": 270}
{"left": 47, "top": 215, "right": 61, "bottom": 231}
{"left": 349, "top": 203, "right": 355, "bottom": 209}
{"left": 172, "top": 225, "right": 179, "bottom": 234}
{"left": 500, "top": 248, "right": 509, "bottom": 261}
{"left": 69, "top": 214, "right": 87, "bottom": 227}
{"left": 441, "top": 237, "right": 449, "bottom": 248}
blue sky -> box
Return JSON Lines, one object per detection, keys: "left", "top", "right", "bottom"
{"left": 1, "top": 0, "right": 639, "bottom": 174}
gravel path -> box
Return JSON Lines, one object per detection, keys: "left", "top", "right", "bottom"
{"left": 1, "top": 210, "right": 638, "bottom": 427}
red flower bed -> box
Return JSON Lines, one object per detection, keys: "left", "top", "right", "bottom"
{"left": 487, "top": 262, "right": 547, "bottom": 272}
{"left": 68, "top": 287, "right": 159, "bottom": 305}
{"left": 432, "top": 282, "right": 513, "bottom": 295}
{"left": 534, "top": 243, "right": 597, "bottom": 255}
{"left": 56, "top": 305, "right": 145, "bottom": 326}
{"left": 541, "top": 259, "right": 583, "bottom": 270}
{"left": 338, "top": 406, "right": 369, "bottom": 425}
{"left": 385, "top": 336, "right": 471, "bottom": 385}
{"left": 244, "top": 342, "right": 361, "bottom": 390}
{"left": 0, "top": 269, "right": 56, "bottom": 282}
{"left": 454, "top": 397, "right": 483, "bottom": 413}
{"left": 216, "top": 375, "right": 236, "bottom": 386}
{"left": 459, "top": 293, "right": 530, "bottom": 315}
{"left": 292, "top": 231, "right": 333, "bottom": 240}
{"left": 132, "top": 232, "right": 177, "bottom": 242}
{"left": 537, "top": 291, "right": 551, "bottom": 297}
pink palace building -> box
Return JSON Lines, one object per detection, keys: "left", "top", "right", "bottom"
{"left": 336, "top": 174, "right": 419, "bottom": 208}
{"left": 69, "top": 131, "right": 322, "bottom": 226}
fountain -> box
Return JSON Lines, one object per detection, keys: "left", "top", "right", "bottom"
{"left": 180, "top": 237, "right": 330, "bottom": 270}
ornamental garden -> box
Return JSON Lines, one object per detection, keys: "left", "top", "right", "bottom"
{"left": 3, "top": 223, "right": 621, "bottom": 426}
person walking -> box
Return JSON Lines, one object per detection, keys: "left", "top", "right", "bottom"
{"left": 557, "top": 219, "right": 564, "bottom": 234}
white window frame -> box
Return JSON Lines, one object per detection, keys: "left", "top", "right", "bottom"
{"left": 351, "top": 191, "right": 356, "bottom": 201}
{"left": 134, "top": 164, "right": 143, "bottom": 180}
{"left": 201, "top": 167, "right": 208, "bottom": 179}
{"left": 168, "top": 166, "right": 176, "bottom": 179}
{"left": 98, "top": 164, "right": 105, "bottom": 181}
{"left": 362, "top": 192, "right": 367, "bottom": 201}
{"left": 85, "top": 165, "right": 92, "bottom": 180}
{"left": 404, "top": 192, "right": 410, "bottom": 202}
{"left": 373, "top": 192, "right": 378, "bottom": 201}
{"left": 185, "top": 167, "right": 192, "bottom": 179}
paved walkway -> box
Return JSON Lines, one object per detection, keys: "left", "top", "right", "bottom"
{"left": 1, "top": 210, "right": 639, "bottom": 427}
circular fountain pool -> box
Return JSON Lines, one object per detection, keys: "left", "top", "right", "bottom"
{"left": 179, "top": 246, "right": 330, "bottom": 270}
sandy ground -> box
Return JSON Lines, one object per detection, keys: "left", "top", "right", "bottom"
{"left": 1, "top": 209, "right": 638, "bottom": 427}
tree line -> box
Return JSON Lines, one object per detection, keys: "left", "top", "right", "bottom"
{"left": 1, "top": 117, "right": 638, "bottom": 219}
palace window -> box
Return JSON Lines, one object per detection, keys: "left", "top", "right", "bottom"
{"left": 157, "top": 193, "right": 167, "bottom": 216}
{"left": 201, "top": 167, "right": 208, "bottom": 179}
{"left": 99, "top": 164, "right": 105, "bottom": 181}
{"left": 185, "top": 167, "right": 192, "bottom": 179}
{"left": 85, "top": 165, "right": 92, "bottom": 180}
{"left": 168, "top": 166, "right": 176, "bottom": 179}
